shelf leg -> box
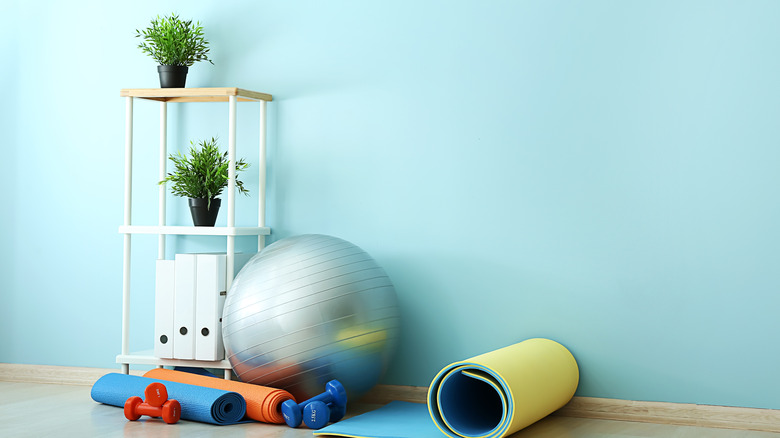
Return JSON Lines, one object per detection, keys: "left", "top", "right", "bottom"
{"left": 158, "top": 101, "right": 168, "bottom": 259}
{"left": 124, "top": 100, "right": 133, "bottom": 226}
{"left": 258, "top": 100, "right": 267, "bottom": 252}
{"left": 121, "top": 233, "right": 131, "bottom": 372}
{"left": 228, "top": 95, "right": 237, "bottom": 229}
{"left": 226, "top": 96, "right": 237, "bottom": 290}
{"left": 227, "top": 235, "right": 235, "bottom": 291}
{"left": 121, "top": 96, "right": 134, "bottom": 374}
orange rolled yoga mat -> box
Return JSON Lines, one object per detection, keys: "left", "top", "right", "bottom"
{"left": 143, "top": 368, "right": 296, "bottom": 424}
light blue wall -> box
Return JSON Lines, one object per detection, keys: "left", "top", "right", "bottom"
{"left": 2, "top": 0, "right": 779, "bottom": 409}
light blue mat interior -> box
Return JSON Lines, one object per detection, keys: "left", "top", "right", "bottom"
{"left": 314, "top": 401, "right": 441, "bottom": 438}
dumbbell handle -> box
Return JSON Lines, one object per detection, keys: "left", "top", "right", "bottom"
{"left": 137, "top": 402, "right": 166, "bottom": 417}
{"left": 301, "top": 380, "right": 347, "bottom": 408}
{"left": 304, "top": 392, "right": 334, "bottom": 406}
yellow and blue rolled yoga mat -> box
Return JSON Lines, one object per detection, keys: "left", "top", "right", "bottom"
{"left": 315, "top": 338, "right": 579, "bottom": 438}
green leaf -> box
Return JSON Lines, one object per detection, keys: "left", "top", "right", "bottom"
{"left": 135, "top": 13, "right": 214, "bottom": 66}
{"left": 158, "top": 137, "right": 250, "bottom": 199}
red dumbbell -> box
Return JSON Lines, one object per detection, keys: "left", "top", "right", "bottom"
{"left": 124, "top": 382, "right": 181, "bottom": 424}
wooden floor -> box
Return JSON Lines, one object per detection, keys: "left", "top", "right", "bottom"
{"left": 1, "top": 381, "right": 778, "bottom": 438}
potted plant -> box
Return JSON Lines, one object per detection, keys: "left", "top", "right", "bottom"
{"left": 135, "top": 13, "right": 214, "bottom": 88}
{"left": 159, "top": 137, "right": 249, "bottom": 226}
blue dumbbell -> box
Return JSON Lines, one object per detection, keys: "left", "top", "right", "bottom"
{"left": 301, "top": 398, "right": 348, "bottom": 429}
{"left": 303, "top": 400, "right": 331, "bottom": 429}
{"left": 281, "top": 380, "right": 347, "bottom": 428}
{"left": 328, "top": 401, "right": 347, "bottom": 423}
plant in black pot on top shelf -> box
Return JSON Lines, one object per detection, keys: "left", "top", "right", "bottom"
{"left": 159, "top": 137, "right": 249, "bottom": 226}
{"left": 135, "top": 13, "right": 213, "bottom": 88}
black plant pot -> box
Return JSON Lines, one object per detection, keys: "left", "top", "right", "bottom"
{"left": 158, "top": 65, "right": 189, "bottom": 88}
{"left": 188, "top": 198, "right": 221, "bottom": 226}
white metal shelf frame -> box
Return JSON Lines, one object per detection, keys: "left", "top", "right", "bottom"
{"left": 118, "top": 88, "right": 273, "bottom": 377}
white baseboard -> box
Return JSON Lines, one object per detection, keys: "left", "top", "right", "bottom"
{"left": 2, "top": 364, "right": 778, "bottom": 433}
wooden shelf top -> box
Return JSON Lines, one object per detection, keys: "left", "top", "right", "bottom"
{"left": 120, "top": 87, "right": 272, "bottom": 102}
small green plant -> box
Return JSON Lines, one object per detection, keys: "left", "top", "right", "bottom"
{"left": 135, "top": 13, "right": 213, "bottom": 66}
{"left": 159, "top": 137, "right": 249, "bottom": 209}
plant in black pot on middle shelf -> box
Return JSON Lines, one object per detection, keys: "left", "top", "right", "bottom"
{"left": 159, "top": 137, "right": 249, "bottom": 226}
{"left": 135, "top": 13, "right": 213, "bottom": 88}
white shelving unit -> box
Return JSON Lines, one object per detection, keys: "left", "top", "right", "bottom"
{"left": 117, "top": 88, "right": 273, "bottom": 379}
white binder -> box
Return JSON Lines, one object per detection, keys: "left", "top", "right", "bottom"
{"left": 194, "top": 253, "right": 253, "bottom": 360}
{"left": 173, "top": 253, "right": 197, "bottom": 359}
{"left": 195, "top": 254, "right": 227, "bottom": 361}
{"left": 153, "top": 259, "right": 175, "bottom": 358}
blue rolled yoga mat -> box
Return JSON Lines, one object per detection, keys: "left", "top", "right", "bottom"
{"left": 427, "top": 338, "right": 578, "bottom": 437}
{"left": 315, "top": 338, "right": 578, "bottom": 438}
{"left": 91, "top": 373, "right": 246, "bottom": 425}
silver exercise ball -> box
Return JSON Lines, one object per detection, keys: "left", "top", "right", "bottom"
{"left": 221, "top": 234, "right": 400, "bottom": 401}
